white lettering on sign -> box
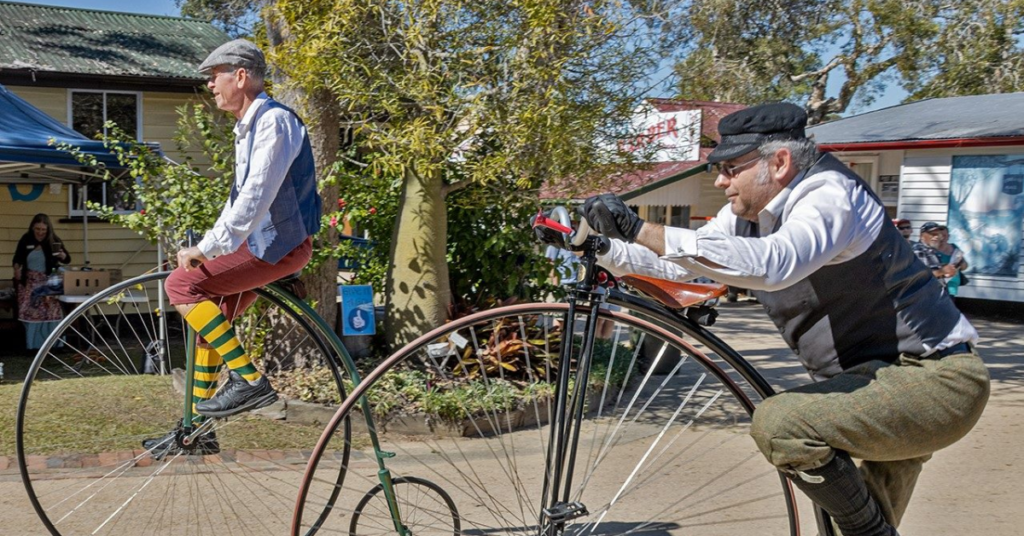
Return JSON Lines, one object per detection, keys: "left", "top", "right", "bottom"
{"left": 619, "top": 108, "right": 701, "bottom": 162}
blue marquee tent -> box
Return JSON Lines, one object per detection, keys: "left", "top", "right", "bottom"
{"left": 0, "top": 83, "right": 134, "bottom": 170}
{"left": 0, "top": 83, "right": 162, "bottom": 264}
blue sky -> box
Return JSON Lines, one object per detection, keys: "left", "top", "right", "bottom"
{"left": 22, "top": 0, "right": 907, "bottom": 115}
{"left": 19, "top": 0, "right": 181, "bottom": 16}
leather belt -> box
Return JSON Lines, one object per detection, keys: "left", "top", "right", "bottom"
{"left": 931, "top": 342, "right": 973, "bottom": 359}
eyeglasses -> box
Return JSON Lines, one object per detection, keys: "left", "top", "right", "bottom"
{"left": 897, "top": 226, "right": 911, "bottom": 230}
{"left": 206, "top": 69, "right": 239, "bottom": 84}
{"left": 713, "top": 153, "right": 763, "bottom": 178}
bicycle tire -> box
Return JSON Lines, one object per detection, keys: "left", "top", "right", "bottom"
{"left": 349, "top": 476, "right": 460, "bottom": 535}
{"left": 293, "top": 302, "right": 805, "bottom": 535}
{"left": 17, "top": 271, "right": 353, "bottom": 536}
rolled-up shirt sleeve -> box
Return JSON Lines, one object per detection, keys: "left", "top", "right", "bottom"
{"left": 661, "top": 176, "right": 861, "bottom": 291}
{"left": 596, "top": 239, "right": 696, "bottom": 281}
{"left": 198, "top": 110, "right": 304, "bottom": 259}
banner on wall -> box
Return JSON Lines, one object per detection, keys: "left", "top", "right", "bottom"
{"left": 948, "top": 155, "right": 1024, "bottom": 278}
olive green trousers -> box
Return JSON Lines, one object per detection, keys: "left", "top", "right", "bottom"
{"left": 750, "top": 350, "right": 990, "bottom": 528}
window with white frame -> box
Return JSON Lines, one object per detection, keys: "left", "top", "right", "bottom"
{"left": 68, "top": 91, "right": 141, "bottom": 216}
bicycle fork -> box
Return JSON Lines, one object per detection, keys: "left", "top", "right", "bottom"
{"left": 538, "top": 273, "right": 603, "bottom": 535}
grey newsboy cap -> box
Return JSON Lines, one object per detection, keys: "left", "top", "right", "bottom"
{"left": 199, "top": 39, "right": 266, "bottom": 77}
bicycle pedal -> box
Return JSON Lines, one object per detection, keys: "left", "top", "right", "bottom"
{"left": 542, "top": 501, "right": 589, "bottom": 524}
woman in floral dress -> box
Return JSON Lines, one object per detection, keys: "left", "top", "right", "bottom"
{"left": 12, "top": 214, "right": 71, "bottom": 349}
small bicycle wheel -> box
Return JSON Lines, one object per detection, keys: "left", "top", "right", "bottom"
{"left": 349, "top": 476, "right": 460, "bottom": 536}
{"left": 17, "top": 271, "right": 352, "bottom": 536}
{"left": 294, "top": 302, "right": 803, "bottom": 536}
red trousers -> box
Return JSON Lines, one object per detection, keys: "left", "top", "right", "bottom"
{"left": 165, "top": 238, "right": 312, "bottom": 321}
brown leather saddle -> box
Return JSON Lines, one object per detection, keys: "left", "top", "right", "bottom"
{"left": 620, "top": 274, "right": 727, "bottom": 310}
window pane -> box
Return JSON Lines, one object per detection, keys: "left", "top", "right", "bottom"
{"left": 71, "top": 183, "right": 104, "bottom": 212}
{"left": 106, "top": 181, "right": 138, "bottom": 212}
{"left": 106, "top": 94, "right": 138, "bottom": 138}
{"left": 670, "top": 205, "right": 690, "bottom": 228}
{"left": 648, "top": 205, "right": 667, "bottom": 225}
{"left": 71, "top": 93, "right": 104, "bottom": 139}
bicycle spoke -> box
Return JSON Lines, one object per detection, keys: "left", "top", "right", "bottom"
{"left": 296, "top": 304, "right": 802, "bottom": 536}
{"left": 18, "top": 272, "right": 353, "bottom": 536}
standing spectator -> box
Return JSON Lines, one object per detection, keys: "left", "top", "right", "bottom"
{"left": 892, "top": 218, "right": 912, "bottom": 241}
{"left": 916, "top": 222, "right": 968, "bottom": 297}
{"left": 12, "top": 213, "right": 71, "bottom": 349}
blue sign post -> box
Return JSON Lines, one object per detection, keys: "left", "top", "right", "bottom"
{"left": 340, "top": 285, "right": 376, "bottom": 336}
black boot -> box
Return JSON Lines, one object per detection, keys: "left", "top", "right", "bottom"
{"left": 195, "top": 371, "right": 278, "bottom": 418}
{"left": 790, "top": 451, "right": 898, "bottom": 536}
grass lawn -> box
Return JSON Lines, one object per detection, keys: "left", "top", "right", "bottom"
{"left": 1, "top": 373, "right": 348, "bottom": 457}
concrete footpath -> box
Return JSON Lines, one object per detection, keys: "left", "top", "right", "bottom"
{"left": 0, "top": 300, "right": 1020, "bottom": 535}
{"left": 711, "top": 299, "right": 1023, "bottom": 536}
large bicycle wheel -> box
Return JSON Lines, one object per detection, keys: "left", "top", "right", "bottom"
{"left": 294, "top": 302, "right": 803, "bottom": 535}
{"left": 17, "top": 271, "right": 352, "bottom": 536}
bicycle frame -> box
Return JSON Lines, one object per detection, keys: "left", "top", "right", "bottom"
{"left": 256, "top": 283, "right": 415, "bottom": 536}
{"left": 166, "top": 280, "right": 413, "bottom": 536}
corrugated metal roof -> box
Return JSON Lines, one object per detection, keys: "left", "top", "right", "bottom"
{"left": 808, "top": 93, "right": 1024, "bottom": 145}
{"left": 0, "top": 1, "right": 229, "bottom": 80}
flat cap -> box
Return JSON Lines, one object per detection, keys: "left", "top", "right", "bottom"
{"left": 707, "top": 103, "right": 808, "bottom": 163}
{"left": 199, "top": 39, "right": 266, "bottom": 76}
{"left": 920, "top": 222, "right": 948, "bottom": 233}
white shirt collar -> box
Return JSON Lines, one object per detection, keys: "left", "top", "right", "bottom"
{"left": 758, "top": 166, "right": 811, "bottom": 233}
{"left": 234, "top": 92, "right": 270, "bottom": 137}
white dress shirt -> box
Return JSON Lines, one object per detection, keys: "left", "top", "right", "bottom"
{"left": 198, "top": 93, "right": 307, "bottom": 259}
{"left": 597, "top": 167, "right": 978, "bottom": 353}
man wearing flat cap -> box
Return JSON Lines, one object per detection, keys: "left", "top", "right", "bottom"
{"left": 544, "top": 102, "right": 989, "bottom": 535}
{"left": 147, "top": 39, "right": 322, "bottom": 457}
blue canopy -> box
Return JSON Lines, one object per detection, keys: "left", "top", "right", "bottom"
{"left": 0, "top": 83, "right": 158, "bottom": 169}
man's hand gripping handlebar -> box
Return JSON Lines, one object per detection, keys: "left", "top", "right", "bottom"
{"left": 532, "top": 206, "right": 609, "bottom": 255}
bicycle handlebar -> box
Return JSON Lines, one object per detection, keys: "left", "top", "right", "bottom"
{"left": 533, "top": 205, "right": 594, "bottom": 249}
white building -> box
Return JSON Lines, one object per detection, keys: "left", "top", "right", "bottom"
{"left": 809, "top": 93, "right": 1024, "bottom": 303}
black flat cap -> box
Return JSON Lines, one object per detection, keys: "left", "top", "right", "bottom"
{"left": 707, "top": 103, "right": 808, "bottom": 163}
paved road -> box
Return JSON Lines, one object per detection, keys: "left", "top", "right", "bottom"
{"left": 711, "top": 300, "right": 1023, "bottom": 536}
{"left": 1, "top": 300, "right": 1020, "bottom": 535}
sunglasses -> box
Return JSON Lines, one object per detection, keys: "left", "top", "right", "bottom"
{"left": 713, "top": 153, "right": 763, "bottom": 178}
{"left": 897, "top": 226, "right": 911, "bottom": 230}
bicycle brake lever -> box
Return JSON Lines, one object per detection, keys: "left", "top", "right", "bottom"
{"left": 532, "top": 210, "right": 572, "bottom": 234}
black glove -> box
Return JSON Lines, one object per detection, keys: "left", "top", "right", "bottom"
{"left": 530, "top": 211, "right": 567, "bottom": 249}
{"left": 578, "top": 193, "right": 644, "bottom": 242}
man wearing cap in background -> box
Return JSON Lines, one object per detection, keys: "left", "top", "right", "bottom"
{"left": 892, "top": 218, "right": 912, "bottom": 241}
{"left": 550, "top": 103, "right": 990, "bottom": 535}
{"left": 914, "top": 221, "right": 969, "bottom": 297}
{"left": 145, "top": 39, "right": 322, "bottom": 456}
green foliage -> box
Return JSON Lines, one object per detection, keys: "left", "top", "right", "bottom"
{"left": 317, "top": 150, "right": 402, "bottom": 291}
{"left": 445, "top": 184, "right": 561, "bottom": 310}
{"left": 904, "top": 0, "right": 1024, "bottom": 99}
{"left": 54, "top": 103, "right": 235, "bottom": 254}
{"left": 675, "top": 0, "right": 942, "bottom": 122}
{"left": 267, "top": 0, "right": 682, "bottom": 346}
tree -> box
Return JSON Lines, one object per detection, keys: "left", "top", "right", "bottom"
{"left": 674, "top": 0, "right": 941, "bottom": 124}
{"left": 273, "top": 0, "right": 678, "bottom": 348}
{"left": 903, "top": 0, "right": 1024, "bottom": 99}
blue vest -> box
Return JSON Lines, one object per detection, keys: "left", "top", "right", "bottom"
{"left": 232, "top": 99, "right": 322, "bottom": 264}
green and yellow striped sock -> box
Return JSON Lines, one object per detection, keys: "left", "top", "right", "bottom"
{"left": 191, "top": 346, "right": 223, "bottom": 419}
{"left": 185, "top": 300, "right": 262, "bottom": 383}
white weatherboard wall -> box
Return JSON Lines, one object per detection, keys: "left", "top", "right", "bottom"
{"left": 900, "top": 148, "right": 1024, "bottom": 302}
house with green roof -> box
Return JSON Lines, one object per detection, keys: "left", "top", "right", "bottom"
{"left": 0, "top": 1, "right": 229, "bottom": 285}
